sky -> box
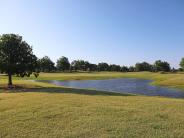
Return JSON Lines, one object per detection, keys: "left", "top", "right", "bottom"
{"left": 0, "top": 0, "right": 184, "bottom": 68}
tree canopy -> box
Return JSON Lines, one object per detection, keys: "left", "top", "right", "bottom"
{"left": 71, "top": 60, "right": 90, "bottom": 71}
{"left": 154, "top": 60, "right": 171, "bottom": 72}
{"left": 37, "top": 56, "right": 55, "bottom": 72}
{"left": 135, "top": 62, "right": 152, "bottom": 72}
{"left": 129, "top": 66, "right": 135, "bottom": 72}
{"left": 121, "top": 66, "right": 129, "bottom": 72}
{"left": 109, "top": 64, "right": 121, "bottom": 72}
{"left": 180, "top": 58, "right": 184, "bottom": 70}
{"left": 97, "top": 63, "right": 109, "bottom": 71}
{"left": 56, "top": 56, "right": 70, "bottom": 71}
{"left": 0, "top": 34, "right": 38, "bottom": 87}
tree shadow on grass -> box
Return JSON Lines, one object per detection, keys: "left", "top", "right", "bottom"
{"left": 0, "top": 85, "right": 134, "bottom": 96}
{"left": 30, "top": 87, "right": 134, "bottom": 96}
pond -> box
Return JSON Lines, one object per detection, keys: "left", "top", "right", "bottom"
{"left": 39, "top": 78, "right": 184, "bottom": 98}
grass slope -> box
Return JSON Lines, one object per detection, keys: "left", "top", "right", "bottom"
{"left": 1, "top": 72, "right": 184, "bottom": 138}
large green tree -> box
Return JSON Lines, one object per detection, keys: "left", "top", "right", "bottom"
{"left": 121, "top": 66, "right": 129, "bottom": 72}
{"left": 37, "top": 56, "right": 55, "bottom": 72}
{"left": 154, "top": 60, "right": 171, "bottom": 72}
{"left": 71, "top": 60, "right": 90, "bottom": 71}
{"left": 56, "top": 56, "right": 70, "bottom": 71}
{"left": 97, "top": 63, "right": 109, "bottom": 71}
{"left": 180, "top": 58, "right": 184, "bottom": 71}
{"left": 0, "top": 34, "right": 38, "bottom": 87}
{"left": 88, "top": 64, "right": 98, "bottom": 71}
{"left": 135, "top": 62, "right": 152, "bottom": 72}
{"left": 109, "top": 64, "right": 121, "bottom": 72}
{"left": 129, "top": 66, "right": 135, "bottom": 72}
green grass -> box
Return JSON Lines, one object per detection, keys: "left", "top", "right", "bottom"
{"left": 1, "top": 72, "right": 184, "bottom": 137}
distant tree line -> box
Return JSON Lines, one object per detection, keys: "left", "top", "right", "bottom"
{"left": 0, "top": 33, "right": 184, "bottom": 88}
{"left": 37, "top": 56, "right": 182, "bottom": 73}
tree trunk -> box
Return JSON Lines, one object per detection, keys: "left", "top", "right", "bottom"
{"left": 8, "top": 73, "right": 13, "bottom": 89}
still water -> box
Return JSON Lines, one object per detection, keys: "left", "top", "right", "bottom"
{"left": 41, "top": 78, "right": 184, "bottom": 98}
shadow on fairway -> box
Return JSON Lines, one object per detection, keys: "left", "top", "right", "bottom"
{"left": 0, "top": 85, "right": 133, "bottom": 96}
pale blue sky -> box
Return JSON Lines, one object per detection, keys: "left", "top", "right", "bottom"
{"left": 0, "top": 0, "right": 184, "bottom": 68}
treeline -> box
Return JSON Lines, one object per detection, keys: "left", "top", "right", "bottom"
{"left": 1, "top": 34, "right": 183, "bottom": 75}
{"left": 1, "top": 34, "right": 184, "bottom": 87}
{"left": 37, "top": 56, "right": 184, "bottom": 73}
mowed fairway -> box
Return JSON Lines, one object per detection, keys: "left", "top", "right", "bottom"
{"left": 1, "top": 72, "right": 184, "bottom": 138}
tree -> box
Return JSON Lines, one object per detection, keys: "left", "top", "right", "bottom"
{"left": 70, "top": 60, "right": 79, "bottom": 71}
{"left": 83, "top": 61, "right": 90, "bottom": 71}
{"left": 154, "top": 60, "right": 171, "bottom": 72}
{"left": 135, "top": 62, "right": 152, "bottom": 72}
{"left": 109, "top": 64, "right": 121, "bottom": 72}
{"left": 0, "top": 34, "right": 38, "bottom": 87}
{"left": 180, "top": 58, "right": 184, "bottom": 71}
{"left": 178, "top": 68, "right": 183, "bottom": 72}
{"left": 129, "top": 66, "right": 135, "bottom": 72}
{"left": 38, "top": 56, "right": 55, "bottom": 72}
{"left": 56, "top": 56, "right": 70, "bottom": 71}
{"left": 97, "top": 63, "right": 109, "bottom": 71}
{"left": 88, "top": 64, "right": 98, "bottom": 71}
{"left": 71, "top": 60, "right": 90, "bottom": 71}
{"left": 121, "top": 66, "right": 129, "bottom": 72}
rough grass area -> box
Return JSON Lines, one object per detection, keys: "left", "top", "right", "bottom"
{"left": 1, "top": 72, "right": 184, "bottom": 138}
{"left": 1, "top": 90, "right": 184, "bottom": 138}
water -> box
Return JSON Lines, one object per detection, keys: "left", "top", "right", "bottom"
{"left": 39, "top": 78, "right": 184, "bottom": 98}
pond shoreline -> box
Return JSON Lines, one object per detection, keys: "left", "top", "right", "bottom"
{"left": 34, "top": 78, "right": 184, "bottom": 99}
